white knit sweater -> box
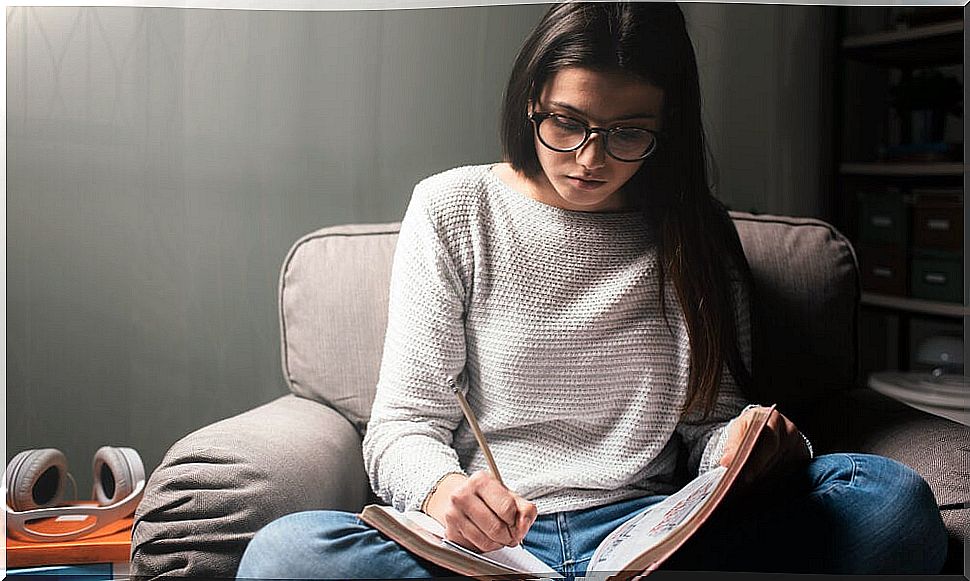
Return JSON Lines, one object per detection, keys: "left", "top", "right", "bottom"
{"left": 362, "top": 164, "right": 751, "bottom": 515}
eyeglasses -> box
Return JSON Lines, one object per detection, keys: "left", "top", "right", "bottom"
{"left": 529, "top": 112, "right": 659, "bottom": 162}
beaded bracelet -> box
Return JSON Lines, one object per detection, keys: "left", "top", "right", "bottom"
{"left": 421, "top": 471, "right": 466, "bottom": 512}
{"left": 799, "top": 430, "right": 815, "bottom": 459}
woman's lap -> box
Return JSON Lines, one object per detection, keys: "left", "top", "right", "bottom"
{"left": 236, "top": 453, "right": 947, "bottom": 580}
{"left": 662, "top": 453, "right": 947, "bottom": 574}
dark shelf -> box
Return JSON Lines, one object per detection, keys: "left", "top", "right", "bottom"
{"left": 835, "top": 8, "right": 966, "bottom": 378}
{"left": 840, "top": 162, "right": 964, "bottom": 176}
{"left": 861, "top": 292, "right": 969, "bottom": 318}
{"left": 841, "top": 20, "right": 963, "bottom": 67}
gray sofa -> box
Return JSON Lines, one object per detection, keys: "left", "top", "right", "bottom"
{"left": 129, "top": 213, "right": 969, "bottom": 579}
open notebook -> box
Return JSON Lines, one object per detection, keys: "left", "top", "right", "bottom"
{"left": 360, "top": 405, "right": 775, "bottom": 581}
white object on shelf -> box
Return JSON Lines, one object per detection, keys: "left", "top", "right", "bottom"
{"left": 868, "top": 371, "right": 969, "bottom": 426}
{"left": 915, "top": 334, "right": 964, "bottom": 371}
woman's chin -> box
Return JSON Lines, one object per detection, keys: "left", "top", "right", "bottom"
{"left": 556, "top": 188, "right": 623, "bottom": 212}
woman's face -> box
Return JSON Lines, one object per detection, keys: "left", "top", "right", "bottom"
{"left": 527, "top": 67, "right": 664, "bottom": 212}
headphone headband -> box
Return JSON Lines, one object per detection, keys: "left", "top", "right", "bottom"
{"left": 5, "top": 480, "right": 145, "bottom": 542}
{"left": 5, "top": 447, "right": 145, "bottom": 542}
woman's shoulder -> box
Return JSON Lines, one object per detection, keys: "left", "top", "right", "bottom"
{"left": 402, "top": 164, "right": 499, "bottom": 251}
{"left": 411, "top": 164, "right": 495, "bottom": 213}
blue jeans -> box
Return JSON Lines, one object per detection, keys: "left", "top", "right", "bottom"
{"left": 236, "top": 454, "right": 947, "bottom": 579}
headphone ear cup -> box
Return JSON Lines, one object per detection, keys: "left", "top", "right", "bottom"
{"left": 91, "top": 446, "right": 144, "bottom": 506}
{"left": 5, "top": 449, "right": 69, "bottom": 511}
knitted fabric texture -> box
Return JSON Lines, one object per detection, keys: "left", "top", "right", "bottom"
{"left": 362, "top": 164, "right": 751, "bottom": 515}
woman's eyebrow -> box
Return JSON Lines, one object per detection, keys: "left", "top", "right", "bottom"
{"left": 548, "top": 101, "right": 657, "bottom": 122}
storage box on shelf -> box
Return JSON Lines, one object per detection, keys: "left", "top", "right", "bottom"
{"left": 857, "top": 188, "right": 909, "bottom": 245}
{"left": 910, "top": 248, "right": 963, "bottom": 303}
{"left": 858, "top": 244, "right": 908, "bottom": 296}
{"left": 912, "top": 188, "right": 963, "bottom": 250}
{"left": 854, "top": 186, "right": 964, "bottom": 303}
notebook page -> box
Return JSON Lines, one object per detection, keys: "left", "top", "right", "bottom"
{"left": 587, "top": 466, "right": 727, "bottom": 572}
{"left": 402, "top": 510, "right": 562, "bottom": 577}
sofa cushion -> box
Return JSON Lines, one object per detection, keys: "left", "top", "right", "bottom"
{"left": 280, "top": 213, "right": 858, "bottom": 434}
{"left": 730, "top": 213, "right": 859, "bottom": 415}
{"left": 130, "top": 394, "right": 369, "bottom": 579}
{"left": 280, "top": 223, "right": 400, "bottom": 433}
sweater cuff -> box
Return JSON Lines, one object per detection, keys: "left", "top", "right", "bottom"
{"left": 700, "top": 403, "right": 761, "bottom": 473}
{"left": 420, "top": 470, "right": 467, "bottom": 513}
{"left": 400, "top": 458, "right": 466, "bottom": 513}
{"left": 371, "top": 435, "right": 467, "bottom": 512}
{"left": 699, "top": 422, "right": 731, "bottom": 474}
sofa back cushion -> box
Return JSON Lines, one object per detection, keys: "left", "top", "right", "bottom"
{"left": 279, "top": 213, "right": 859, "bottom": 434}
{"left": 279, "top": 223, "right": 400, "bottom": 434}
{"left": 731, "top": 213, "right": 860, "bottom": 412}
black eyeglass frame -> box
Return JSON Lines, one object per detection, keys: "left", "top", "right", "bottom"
{"left": 528, "top": 112, "right": 660, "bottom": 162}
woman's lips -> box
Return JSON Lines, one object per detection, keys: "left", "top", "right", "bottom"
{"left": 567, "top": 176, "right": 607, "bottom": 190}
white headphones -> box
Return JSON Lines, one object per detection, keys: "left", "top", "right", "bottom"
{"left": 5, "top": 446, "right": 145, "bottom": 542}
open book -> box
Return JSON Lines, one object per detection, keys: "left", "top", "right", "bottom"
{"left": 359, "top": 405, "right": 775, "bottom": 581}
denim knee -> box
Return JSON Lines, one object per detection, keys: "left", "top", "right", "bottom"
{"left": 236, "top": 510, "right": 357, "bottom": 580}
{"left": 866, "top": 455, "right": 948, "bottom": 573}
{"left": 814, "top": 453, "right": 948, "bottom": 574}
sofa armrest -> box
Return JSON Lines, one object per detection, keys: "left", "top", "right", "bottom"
{"left": 130, "top": 394, "right": 370, "bottom": 580}
{"left": 802, "top": 387, "right": 969, "bottom": 573}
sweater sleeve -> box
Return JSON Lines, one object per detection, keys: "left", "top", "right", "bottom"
{"left": 673, "top": 276, "right": 753, "bottom": 476}
{"left": 361, "top": 185, "right": 469, "bottom": 512}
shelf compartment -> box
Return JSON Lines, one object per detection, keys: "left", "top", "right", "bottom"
{"left": 861, "top": 291, "right": 969, "bottom": 317}
{"left": 840, "top": 162, "right": 964, "bottom": 176}
{"left": 842, "top": 20, "right": 964, "bottom": 66}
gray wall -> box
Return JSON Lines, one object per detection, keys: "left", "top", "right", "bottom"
{"left": 7, "top": 4, "right": 835, "bottom": 493}
{"left": 685, "top": 3, "right": 836, "bottom": 217}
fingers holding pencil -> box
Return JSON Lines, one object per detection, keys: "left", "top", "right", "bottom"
{"left": 426, "top": 375, "right": 537, "bottom": 551}
{"left": 463, "top": 471, "right": 533, "bottom": 545}
{"left": 423, "top": 471, "right": 537, "bottom": 551}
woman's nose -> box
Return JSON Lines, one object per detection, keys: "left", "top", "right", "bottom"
{"left": 575, "top": 133, "right": 607, "bottom": 170}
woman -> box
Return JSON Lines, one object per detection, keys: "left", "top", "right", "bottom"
{"left": 237, "top": 3, "right": 947, "bottom": 578}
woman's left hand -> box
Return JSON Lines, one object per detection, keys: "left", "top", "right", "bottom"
{"left": 719, "top": 406, "right": 811, "bottom": 484}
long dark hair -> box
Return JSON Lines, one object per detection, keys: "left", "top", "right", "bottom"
{"left": 501, "top": 2, "right": 752, "bottom": 418}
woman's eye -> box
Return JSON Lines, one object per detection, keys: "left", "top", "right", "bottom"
{"left": 612, "top": 128, "right": 649, "bottom": 144}
{"left": 551, "top": 116, "right": 584, "bottom": 132}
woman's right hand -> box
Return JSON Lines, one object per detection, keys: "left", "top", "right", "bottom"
{"left": 423, "top": 471, "right": 537, "bottom": 552}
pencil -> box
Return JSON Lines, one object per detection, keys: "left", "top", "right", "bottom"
{"left": 449, "top": 375, "right": 506, "bottom": 487}
{"left": 448, "top": 375, "right": 519, "bottom": 545}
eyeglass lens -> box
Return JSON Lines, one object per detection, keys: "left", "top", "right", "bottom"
{"left": 536, "top": 114, "right": 655, "bottom": 161}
